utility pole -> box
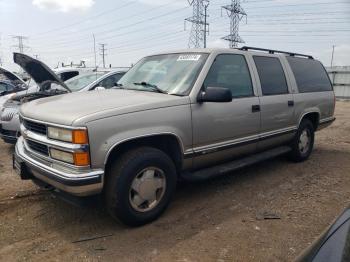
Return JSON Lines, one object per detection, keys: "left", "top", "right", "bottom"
{"left": 93, "top": 34, "right": 97, "bottom": 69}
{"left": 222, "top": 0, "right": 247, "bottom": 48}
{"left": 331, "top": 45, "right": 335, "bottom": 67}
{"left": 185, "top": 0, "right": 209, "bottom": 48}
{"left": 99, "top": 43, "right": 107, "bottom": 68}
{"left": 11, "top": 35, "right": 29, "bottom": 53}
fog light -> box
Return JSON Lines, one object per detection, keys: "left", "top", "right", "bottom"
{"left": 50, "top": 148, "right": 74, "bottom": 164}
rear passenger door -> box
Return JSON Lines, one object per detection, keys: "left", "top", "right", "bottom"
{"left": 252, "top": 56, "right": 295, "bottom": 149}
{"left": 191, "top": 54, "right": 261, "bottom": 169}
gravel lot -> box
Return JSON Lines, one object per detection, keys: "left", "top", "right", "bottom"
{"left": 0, "top": 101, "right": 349, "bottom": 262}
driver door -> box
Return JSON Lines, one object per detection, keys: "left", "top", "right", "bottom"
{"left": 191, "top": 54, "right": 261, "bottom": 169}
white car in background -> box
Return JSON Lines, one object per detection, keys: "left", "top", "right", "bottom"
{"left": 0, "top": 53, "right": 127, "bottom": 144}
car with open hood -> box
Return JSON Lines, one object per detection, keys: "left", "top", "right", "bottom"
{"left": 0, "top": 66, "right": 28, "bottom": 99}
{"left": 13, "top": 47, "right": 335, "bottom": 226}
{"left": 0, "top": 53, "right": 126, "bottom": 143}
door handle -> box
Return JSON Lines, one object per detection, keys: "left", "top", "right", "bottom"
{"left": 252, "top": 105, "right": 260, "bottom": 112}
{"left": 288, "top": 100, "right": 294, "bottom": 107}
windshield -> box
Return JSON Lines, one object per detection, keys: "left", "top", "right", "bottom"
{"left": 65, "top": 72, "right": 105, "bottom": 92}
{"left": 118, "top": 53, "right": 208, "bottom": 95}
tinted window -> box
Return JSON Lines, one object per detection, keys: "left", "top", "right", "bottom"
{"left": 287, "top": 57, "right": 332, "bottom": 92}
{"left": 254, "top": 56, "right": 288, "bottom": 95}
{"left": 204, "top": 54, "right": 253, "bottom": 97}
{"left": 59, "top": 71, "right": 79, "bottom": 81}
{"left": 99, "top": 73, "right": 125, "bottom": 89}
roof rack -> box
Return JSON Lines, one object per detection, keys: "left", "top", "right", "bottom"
{"left": 239, "top": 46, "right": 313, "bottom": 59}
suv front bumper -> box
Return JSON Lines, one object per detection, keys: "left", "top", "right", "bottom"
{"left": 14, "top": 136, "right": 104, "bottom": 196}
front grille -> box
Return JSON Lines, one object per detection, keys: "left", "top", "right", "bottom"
{"left": 23, "top": 119, "right": 47, "bottom": 135}
{"left": 27, "top": 140, "right": 49, "bottom": 156}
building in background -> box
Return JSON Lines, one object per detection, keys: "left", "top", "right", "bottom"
{"left": 327, "top": 66, "right": 350, "bottom": 99}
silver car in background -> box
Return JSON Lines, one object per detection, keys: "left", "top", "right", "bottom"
{"left": 0, "top": 53, "right": 126, "bottom": 143}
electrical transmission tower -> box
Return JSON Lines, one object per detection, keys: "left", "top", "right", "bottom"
{"left": 221, "top": 0, "right": 247, "bottom": 48}
{"left": 99, "top": 43, "right": 107, "bottom": 68}
{"left": 11, "top": 35, "right": 29, "bottom": 53}
{"left": 185, "top": 0, "right": 209, "bottom": 48}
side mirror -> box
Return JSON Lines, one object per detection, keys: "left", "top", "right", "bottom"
{"left": 95, "top": 86, "right": 105, "bottom": 91}
{"left": 198, "top": 86, "right": 232, "bottom": 103}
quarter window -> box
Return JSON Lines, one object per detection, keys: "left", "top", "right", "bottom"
{"left": 204, "top": 54, "right": 253, "bottom": 98}
{"left": 253, "top": 56, "right": 288, "bottom": 96}
{"left": 286, "top": 57, "right": 332, "bottom": 92}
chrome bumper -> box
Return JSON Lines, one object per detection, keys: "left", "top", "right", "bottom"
{"left": 15, "top": 136, "right": 104, "bottom": 196}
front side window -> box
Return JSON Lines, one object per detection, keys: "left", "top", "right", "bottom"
{"left": 99, "top": 73, "right": 125, "bottom": 89}
{"left": 118, "top": 53, "right": 208, "bottom": 95}
{"left": 286, "top": 57, "right": 332, "bottom": 93}
{"left": 203, "top": 54, "right": 253, "bottom": 98}
{"left": 254, "top": 56, "right": 288, "bottom": 96}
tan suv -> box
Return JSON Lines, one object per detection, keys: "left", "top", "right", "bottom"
{"left": 14, "top": 47, "right": 335, "bottom": 226}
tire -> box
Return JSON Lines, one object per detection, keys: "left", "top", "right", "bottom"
{"left": 104, "top": 147, "right": 177, "bottom": 226}
{"left": 288, "top": 119, "right": 315, "bottom": 162}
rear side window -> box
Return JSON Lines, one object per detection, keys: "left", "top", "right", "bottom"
{"left": 287, "top": 57, "right": 332, "bottom": 92}
{"left": 204, "top": 54, "right": 253, "bottom": 98}
{"left": 253, "top": 56, "right": 288, "bottom": 96}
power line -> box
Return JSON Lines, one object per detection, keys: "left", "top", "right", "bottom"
{"left": 222, "top": 0, "right": 247, "bottom": 48}
{"left": 185, "top": 0, "right": 209, "bottom": 48}
{"left": 33, "top": 1, "right": 138, "bottom": 37}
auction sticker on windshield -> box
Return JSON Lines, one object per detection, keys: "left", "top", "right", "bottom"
{"left": 177, "top": 54, "right": 201, "bottom": 61}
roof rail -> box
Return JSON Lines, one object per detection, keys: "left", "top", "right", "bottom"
{"left": 239, "top": 46, "right": 313, "bottom": 59}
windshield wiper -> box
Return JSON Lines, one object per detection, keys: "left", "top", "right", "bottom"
{"left": 133, "top": 82, "right": 168, "bottom": 94}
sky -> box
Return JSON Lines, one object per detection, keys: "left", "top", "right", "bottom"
{"left": 0, "top": 0, "right": 349, "bottom": 72}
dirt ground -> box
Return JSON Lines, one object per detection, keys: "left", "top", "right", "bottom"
{"left": 0, "top": 101, "right": 349, "bottom": 262}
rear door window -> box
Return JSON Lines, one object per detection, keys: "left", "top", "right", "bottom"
{"left": 286, "top": 57, "right": 332, "bottom": 92}
{"left": 204, "top": 54, "right": 254, "bottom": 98}
{"left": 253, "top": 56, "right": 288, "bottom": 96}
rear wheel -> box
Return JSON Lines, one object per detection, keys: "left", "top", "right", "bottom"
{"left": 288, "top": 119, "right": 315, "bottom": 162}
{"left": 105, "top": 147, "right": 177, "bottom": 226}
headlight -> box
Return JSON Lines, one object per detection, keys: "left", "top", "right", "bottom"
{"left": 50, "top": 148, "right": 90, "bottom": 166}
{"left": 47, "top": 127, "right": 88, "bottom": 144}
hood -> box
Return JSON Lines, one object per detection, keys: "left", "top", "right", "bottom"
{"left": 13, "top": 53, "right": 71, "bottom": 92}
{"left": 20, "top": 89, "right": 189, "bottom": 126}
{"left": 0, "top": 66, "right": 26, "bottom": 84}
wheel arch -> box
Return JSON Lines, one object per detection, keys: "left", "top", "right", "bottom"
{"left": 298, "top": 110, "right": 320, "bottom": 131}
{"left": 104, "top": 133, "right": 185, "bottom": 174}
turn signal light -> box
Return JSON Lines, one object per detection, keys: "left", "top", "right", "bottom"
{"left": 72, "top": 130, "right": 88, "bottom": 144}
{"left": 73, "top": 152, "right": 90, "bottom": 166}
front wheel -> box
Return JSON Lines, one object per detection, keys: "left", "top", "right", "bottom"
{"left": 288, "top": 119, "right": 315, "bottom": 162}
{"left": 104, "top": 147, "right": 177, "bottom": 226}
